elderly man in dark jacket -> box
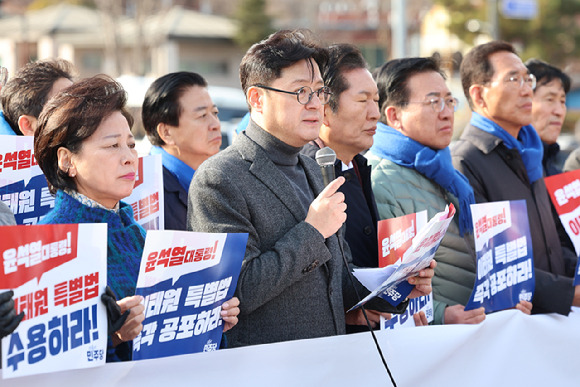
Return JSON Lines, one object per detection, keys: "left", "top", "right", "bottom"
{"left": 452, "top": 40, "right": 579, "bottom": 315}
{"left": 141, "top": 71, "right": 222, "bottom": 231}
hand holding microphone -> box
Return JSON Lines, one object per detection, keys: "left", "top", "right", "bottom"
{"left": 305, "top": 147, "right": 346, "bottom": 239}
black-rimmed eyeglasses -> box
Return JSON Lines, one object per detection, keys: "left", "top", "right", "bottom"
{"left": 254, "top": 85, "right": 332, "bottom": 105}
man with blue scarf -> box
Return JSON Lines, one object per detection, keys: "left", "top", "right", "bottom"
{"left": 452, "top": 41, "right": 580, "bottom": 315}
{"left": 142, "top": 71, "right": 222, "bottom": 231}
{"left": 368, "top": 57, "right": 498, "bottom": 325}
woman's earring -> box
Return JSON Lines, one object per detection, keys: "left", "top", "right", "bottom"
{"left": 67, "top": 165, "right": 76, "bottom": 177}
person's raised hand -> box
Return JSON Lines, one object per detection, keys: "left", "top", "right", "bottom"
{"left": 408, "top": 260, "right": 437, "bottom": 299}
{"left": 515, "top": 300, "right": 532, "bottom": 315}
{"left": 305, "top": 176, "right": 347, "bottom": 239}
{"left": 413, "top": 311, "right": 429, "bottom": 326}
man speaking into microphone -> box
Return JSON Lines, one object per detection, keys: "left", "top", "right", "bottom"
{"left": 188, "top": 31, "right": 433, "bottom": 347}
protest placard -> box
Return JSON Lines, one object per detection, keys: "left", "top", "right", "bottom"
{"left": 133, "top": 230, "right": 248, "bottom": 360}
{"left": 545, "top": 170, "right": 580, "bottom": 285}
{"left": 377, "top": 211, "right": 433, "bottom": 328}
{"left": 122, "top": 154, "right": 164, "bottom": 231}
{"left": 465, "top": 200, "right": 534, "bottom": 312}
{"left": 381, "top": 294, "right": 433, "bottom": 329}
{"left": 350, "top": 205, "right": 455, "bottom": 312}
{"left": 0, "top": 223, "right": 108, "bottom": 379}
{"left": 377, "top": 211, "right": 428, "bottom": 267}
{"left": 0, "top": 135, "right": 52, "bottom": 225}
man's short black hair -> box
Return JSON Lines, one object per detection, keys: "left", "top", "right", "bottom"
{"left": 239, "top": 29, "right": 328, "bottom": 99}
{"left": 525, "top": 59, "right": 571, "bottom": 94}
{"left": 460, "top": 41, "right": 517, "bottom": 109}
{"left": 322, "top": 43, "right": 368, "bottom": 113}
{"left": 142, "top": 71, "right": 208, "bottom": 146}
{"left": 373, "top": 57, "right": 444, "bottom": 124}
{"left": 1, "top": 58, "right": 75, "bottom": 135}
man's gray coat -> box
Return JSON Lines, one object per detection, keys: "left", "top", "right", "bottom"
{"left": 188, "top": 130, "right": 403, "bottom": 347}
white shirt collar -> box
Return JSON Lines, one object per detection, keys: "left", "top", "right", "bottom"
{"left": 341, "top": 161, "right": 353, "bottom": 171}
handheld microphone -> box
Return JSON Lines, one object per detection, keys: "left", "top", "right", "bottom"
{"left": 315, "top": 146, "right": 336, "bottom": 186}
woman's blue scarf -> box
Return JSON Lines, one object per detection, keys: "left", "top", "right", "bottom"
{"left": 370, "top": 122, "right": 475, "bottom": 235}
{"left": 470, "top": 112, "right": 543, "bottom": 183}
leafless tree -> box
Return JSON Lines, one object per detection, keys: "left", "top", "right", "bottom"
{"left": 94, "top": 0, "right": 123, "bottom": 77}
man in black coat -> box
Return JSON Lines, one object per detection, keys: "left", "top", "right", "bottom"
{"left": 451, "top": 41, "right": 579, "bottom": 315}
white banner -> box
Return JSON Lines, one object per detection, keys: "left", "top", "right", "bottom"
{"left": 3, "top": 308, "right": 578, "bottom": 386}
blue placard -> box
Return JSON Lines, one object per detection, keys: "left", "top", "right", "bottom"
{"left": 0, "top": 175, "right": 55, "bottom": 225}
{"left": 133, "top": 232, "right": 247, "bottom": 360}
{"left": 465, "top": 200, "right": 535, "bottom": 312}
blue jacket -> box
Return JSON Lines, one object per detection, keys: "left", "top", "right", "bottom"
{"left": 162, "top": 166, "right": 188, "bottom": 231}
{"left": 150, "top": 146, "right": 193, "bottom": 231}
{"left": 0, "top": 111, "right": 17, "bottom": 135}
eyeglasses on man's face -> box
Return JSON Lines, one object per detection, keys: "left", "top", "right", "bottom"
{"left": 407, "top": 96, "right": 459, "bottom": 113}
{"left": 487, "top": 73, "right": 536, "bottom": 90}
{"left": 503, "top": 73, "right": 536, "bottom": 90}
{"left": 254, "top": 84, "right": 332, "bottom": 105}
